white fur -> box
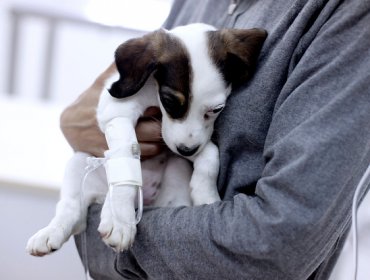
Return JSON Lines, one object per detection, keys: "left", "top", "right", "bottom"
{"left": 162, "top": 24, "right": 231, "bottom": 156}
{"left": 27, "top": 23, "right": 229, "bottom": 255}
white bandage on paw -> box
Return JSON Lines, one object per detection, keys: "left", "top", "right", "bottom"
{"left": 103, "top": 117, "right": 142, "bottom": 187}
{"left": 102, "top": 117, "right": 144, "bottom": 224}
{"left": 104, "top": 157, "right": 142, "bottom": 187}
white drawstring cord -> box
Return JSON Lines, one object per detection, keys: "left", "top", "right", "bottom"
{"left": 80, "top": 160, "right": 102, "bottom": 280}
{"left": 351, "top": 164, "right": 370, "bottom": 280}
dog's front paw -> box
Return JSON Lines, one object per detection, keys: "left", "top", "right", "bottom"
{"left": 191, "top": 188, "right": 221, "bottom": 205}
{"left": 98, "top": 217, "right": 137, "bottom": 253}
{"left": 98, "top": 202, "right": 137, "bottom": 252}
{"left": 26, "top": 225, "right": 68, "bottom": 256}
{"left": 190, "top": 172, "right": 221, "bottom": 205}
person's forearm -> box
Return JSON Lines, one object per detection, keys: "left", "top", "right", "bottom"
{"left": 118, "top": 150, "right": 369, "bottom": 280}
{"left": 75, "top": 0, "right": 370, "bottom": 279}
{"left": 111, "top": 2, "right": 370, "bottom": 277}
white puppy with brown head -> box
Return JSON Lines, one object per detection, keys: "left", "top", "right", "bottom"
{"left": 27, "top": 23, "right": 267, "bottom": 256}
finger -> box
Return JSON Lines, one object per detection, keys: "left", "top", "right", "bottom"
{"left": 136, "top": 119, "right": 162, "bottom": 143}
{"left": 140, "top": 142, "right": 164, "bottom": 159}
{"left": 142, "top": 106, "right": 161, "bottom": 118}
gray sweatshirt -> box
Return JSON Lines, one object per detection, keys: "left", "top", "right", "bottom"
{"left": 75, "top": 0, "right": 370, "bottom": 279}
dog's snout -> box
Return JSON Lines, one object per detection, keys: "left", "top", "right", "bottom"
{"left": 176, "top": 144, "right": 200, "bottom": 157}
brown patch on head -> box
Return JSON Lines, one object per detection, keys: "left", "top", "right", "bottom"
{"left": 109, "top": 29, "right": 191, "bottom": 120}
{"left": 207, "top": 28, "right": 267, "bottom": 87}
{"left": 154, "top": 33, "right": 191, "bottom": 120}
{"left": 109, "top": 31, "right": 161, "bottom": 98}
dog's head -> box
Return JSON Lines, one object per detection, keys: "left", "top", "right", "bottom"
{"left": 109, "top": 23, "right": 267, "bottom": 158}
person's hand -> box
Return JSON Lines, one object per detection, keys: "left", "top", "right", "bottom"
{"left": 60, "top": 62, "right": 163, "bottom": 158}
{"left": 134, "top": 106, "right": 163, "bottom": 159}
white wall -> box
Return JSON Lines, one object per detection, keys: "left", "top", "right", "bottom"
{"left": 0, "top": 0, "right": 172, "bottom": 105}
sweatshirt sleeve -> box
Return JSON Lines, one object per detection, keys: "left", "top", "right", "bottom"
{"left": 112, "top": 2, "right": 370, "bottom": 279}
{"left": 78, "top": 1, "right": 370, "bottom": 280}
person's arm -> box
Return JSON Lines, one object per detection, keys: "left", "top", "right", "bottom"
{"left": 78, "top": 2, "right": 370, "bottom": 280}
{"left": 60, "top": 63, "right": 163, "bottom": 158}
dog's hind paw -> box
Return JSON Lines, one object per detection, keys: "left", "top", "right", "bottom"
{"left": 26, "top": 225, "right": 68, "bottom": 256}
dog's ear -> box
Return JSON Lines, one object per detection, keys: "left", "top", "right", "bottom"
{"left": 109, "top": 30, "right": 166, "bottom": 98}
{"left": 208, "top": 28, "right": 267, "bottom": 87}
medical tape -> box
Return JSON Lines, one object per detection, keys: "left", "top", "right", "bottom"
{"left": 104, "top": 156, "right": 142, "bottom": 187}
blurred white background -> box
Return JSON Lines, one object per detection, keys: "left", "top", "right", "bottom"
{"left": 0, "top": 0, "right": 172, "bottom": 279}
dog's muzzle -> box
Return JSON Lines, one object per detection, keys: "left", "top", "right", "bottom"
{"left": 176, "top": 144, "right": 200, "bottom": 157}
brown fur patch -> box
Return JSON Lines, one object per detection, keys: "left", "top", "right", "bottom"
{"left": 207, "top": 28, "right": 267, "bottom": 87}
{"left": 109, "top": 31, "right": 162, "bottom": 98}
{"left": 109, "top": 29, "right": 192, "bottom": 120}
{"left": 154, "top": 32, "right": 191, "bottom": 120}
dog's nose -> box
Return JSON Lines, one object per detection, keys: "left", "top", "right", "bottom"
{"left": 176, "top": 144, "right": 200, "bottom": 157}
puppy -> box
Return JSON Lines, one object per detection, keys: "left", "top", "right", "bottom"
{"left": 27, "top": 23, "right": 267, "bottom": 255}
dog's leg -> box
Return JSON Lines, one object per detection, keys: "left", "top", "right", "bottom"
{"left": 153, "top": 155, "right": 193, "bottom": 207}
{"left": 97, "top": 115, "right": 144, "bottom": 251}
{"left": 97, "top": 86, "right": 159, "bottom": 252}
{"left": 26, "top": 152, "right": 106, "bottom": 256}
{"left": 190, "top": 142, "right": 221, "bottom": 205}
{"left": 98, "top": 182, "right": 138, "bottom": 252}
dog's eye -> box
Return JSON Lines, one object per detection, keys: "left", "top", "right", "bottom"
{"left": 159, "top": 87, "right": 188, "bottom": 119}
{"left": 211, "top": 105, "right": 224, "bottom": 114}
{"left": 204, "top": 104, "right": 225, "bottom": 120}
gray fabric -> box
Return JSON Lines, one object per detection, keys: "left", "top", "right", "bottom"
{"left": 75, "top": 0, "right": 370, "bottom": 279}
